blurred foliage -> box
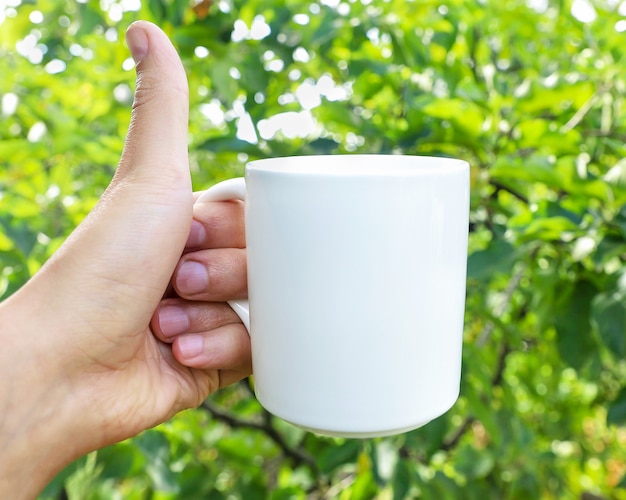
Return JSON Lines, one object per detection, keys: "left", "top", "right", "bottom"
{"left": 2, "top": 0, "right": 626, "bottom": 498}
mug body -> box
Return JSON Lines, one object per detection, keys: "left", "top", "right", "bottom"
{"left": 244, "top": 155, "right": 469, "bottom": 437}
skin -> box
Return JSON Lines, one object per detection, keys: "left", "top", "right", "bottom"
{"left": 0, "top": 22, "right": 250, "bottom": 499}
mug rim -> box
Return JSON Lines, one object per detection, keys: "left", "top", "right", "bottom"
{"left": 246, "top": 154, "right": 468, "bottom": 176}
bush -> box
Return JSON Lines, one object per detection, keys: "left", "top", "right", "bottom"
{"left": 2, "top": 0, "right": 626, "bottom": 497}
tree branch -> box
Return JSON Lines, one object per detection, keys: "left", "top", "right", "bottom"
{"left": 440, "top": 416, "right": 476, "bottom": 452}
{"left": 560, "top": 86, "right": 606, "bottom": 133}
{"left": 489, "top": 180, "right": 529, "bottom": 205}
{"left": 200, "top": 399, "right": 317, "bottom": 471}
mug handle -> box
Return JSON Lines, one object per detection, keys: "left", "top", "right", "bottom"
{"left": 195, "top": 178, "right": 250, "bottom": 332}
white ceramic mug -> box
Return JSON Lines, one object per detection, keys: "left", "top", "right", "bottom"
{"left": 196, "top": 155, "right": 469, "bottom": 438}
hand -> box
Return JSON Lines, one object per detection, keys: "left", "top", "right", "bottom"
{"left": 152, "top": 196, "right": 249, "bottom": 379}
{"left": 0, "top": 21, "right": 250, "bottom": 499}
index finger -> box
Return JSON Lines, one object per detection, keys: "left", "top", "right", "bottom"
{"left": 185, "top": 199, "right": 245, "bottom": 250}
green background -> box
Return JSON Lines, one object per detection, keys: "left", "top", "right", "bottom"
{"left": 2, "top": 0, "right": 626, "bottom": 497}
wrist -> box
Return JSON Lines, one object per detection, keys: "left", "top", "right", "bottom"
{"left": 0, "top": 287, "right": 87, "bottom": 499}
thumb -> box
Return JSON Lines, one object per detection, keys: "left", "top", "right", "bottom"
{"left": 119, "top": 21, "right": 190, "bottom": 188}
{"left": 27, "top": 22, "right": 193, "bottom": 337}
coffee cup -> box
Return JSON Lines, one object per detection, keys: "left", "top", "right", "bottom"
{"left": 196, "top": 154, "right": 469, "bottom": 438}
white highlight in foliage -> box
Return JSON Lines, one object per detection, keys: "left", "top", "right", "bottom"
{"left": 571, "top": 0, "right": 597, "bottom": 22}
{"left": 292, "top": 74, "right": 351, "bottom": 111}
{"left": 293, "top": 13, "right": 310, "bottom": 25}
{"left": 258, "top": 111, "right": 316, "bottom": 140}
{"left": 232, "top": 20, "right": 248, "bottom": 42}
{"left": 45, "top": 59, "right": 66, "bottom": 74}
{"left": 250, "top": 15, "right": 271, "bottom": 40}
{"left": 29, "top": 10, "right": 43, "bottom": 23}
{"left": 526, "top": 0, "right": 548, "bottom": 12}
{"left": 122, "top": 57, "right": 135, "bottom": 71}
{"left": 233, "top": 99, "right": 258, "bottom": 144}
{"left": 296, "top": 81, "right": 322, "bottom": 110}
{"left": 200, "top": 99, "right": 226, "bottom": 127}
{"left": 27, "top": 121, "right": 47, "bottom": 142}
{"left": 113, "top": 83, "right": 132, "bottom": 104}
{"left": 195, "top": 46, "right": 210, "bottom": 58}
{"left": 293, "top": 47, "right": 311, "bottom": 63}
{"left": 1, "top": 92, "right": 18, "bottom": 116}
{"left": 232, "top": 15, "right": 272, "bottom": 42}
{"left": 16, "top": 33, "right": 45, "bottom": 64}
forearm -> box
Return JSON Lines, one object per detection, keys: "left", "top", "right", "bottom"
{"left": 0, "top": 289, "right": 83, "bottom": 499}
{"left": 0, "top": 404, "right": 76, "bottom": 500}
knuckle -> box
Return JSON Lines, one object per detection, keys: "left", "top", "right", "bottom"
{"left": 195, "top": 201, "right": 246, "bottom": 247}
{"left": 207, "top": 249, "right": 247, "bottom": 295}
{"left": 132, "top": 72, "right": 188, "bottom": 110}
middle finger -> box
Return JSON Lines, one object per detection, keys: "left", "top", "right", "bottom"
{"left": 172, "top": 247, "right": 247, "bottom": 301}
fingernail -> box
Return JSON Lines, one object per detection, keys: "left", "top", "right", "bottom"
{"left": 157, "top": 305, "right": 189, "bottom": 337}
{"left": 178, "top": 334, "right": 203, "bottom": 358}
{"left": 186, "top": 220, "right": 206, "bottom": 248}
{"left": 176, "top": 260, "right": 208, "bottom": 295}
{"left": 126, "top": 22, "right": 148, "bottom": 64}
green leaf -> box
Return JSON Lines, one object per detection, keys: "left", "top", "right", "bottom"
{"left": 490, "top": 155, "right": 565, "bottom": 188}
{"left": 455, "top": 445, "right": 495, "bottom": 480}
{"left": 76, "top": 3, "right": 105, "bottom": 36}
{"left": 618, "top": 471, "right": 626, "bottom": 489}
{"left": 392, "top": 460, "right": 411, "bottom": 500}
{"left": 269, "top": 487, "right": 306, "bottom": 500}
{"left": 422, "top": 98, "right": 485, "bottom": 138}
{"left": 178, "top": 464, "right": 214, "bottom": 498}
{"left": 592, "top": 289, "right": 626, "bottom": 358}
{"left": 421, "top": 471, "right": 461, "bottom": 498}
{"left": 553, "top": 280, "right": 598, "bottom": 369}
{"left": 372, "top": 440, "right": 398, "bottom": 483}
{"left": 97, "top": 443, "right": 142, "bottom": 480}
{"left": 39, "top": 457, "right": 90, "bottom": 500}
{"left": 134, "top": 430, "right": 179, "bottom": 493}
{"left": 350, "top": 468, "right": 377, "bottom": 500}
{"left": 520, "top": 216, "right": 579, "bottom": 242}
{"left": 0, "top": 215, "right": 38, "bottom": 256}
{"left": 611, "top": 205, "right": 626, "bottom": 240}
{"left": 317, "top": 439, "right": 361, "bottom": 474}
{"left": 467, "top": 239, "right": 519, "bottom": 281}
{"left": 608, "top": 386, "right": 626, "bottom": 426}
{"left": 593, "top": 235, "right": 626, "bottom": 267}
{"left": 403, "top": 416, "right": 449, "bottom": 460}
{"left": 210, "top": 59, "right": 240, "bottom": 104}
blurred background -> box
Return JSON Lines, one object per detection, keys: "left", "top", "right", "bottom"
{"left": 2, "top": 0, "right": 626, "bottom": 498}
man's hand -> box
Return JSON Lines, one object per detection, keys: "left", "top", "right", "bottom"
{"left": 0, "top": 21, "right": 250, "bottom": 499}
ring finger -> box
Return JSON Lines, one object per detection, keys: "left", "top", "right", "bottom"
{"left": 151, "top": 298, "right": 240, "bottom": 342}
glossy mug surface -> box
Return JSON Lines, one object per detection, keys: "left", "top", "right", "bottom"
{"left": 196, "top": 155, "right": 470, "bottom": 438}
